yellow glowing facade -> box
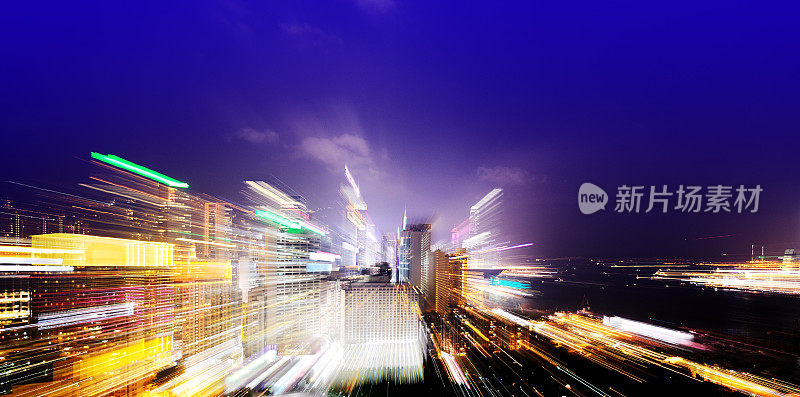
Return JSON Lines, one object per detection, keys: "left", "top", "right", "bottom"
{"left": 0, "top": 234, "right": 179, "bottom": 397}
{"left": 31, "top": 233, "right": 173, "bottom": 267}
{"left": 434, "top": 249, "right": 465, "bottom": 315}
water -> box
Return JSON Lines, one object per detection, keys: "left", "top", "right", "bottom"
{"left": 521, "top": 260, "right": 800, "bottom": 361}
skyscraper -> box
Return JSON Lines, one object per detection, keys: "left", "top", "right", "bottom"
{"left": 23, "top": 234, "right": 179, "bottom": 396}
{"left": 434, "top": 249, "right": 466, "bottom": 315}
{"left": 245, "top": 181, "right": 329, "bottom": 354}
{"left": 340, "top": 165, "right": 380, "bottom": 272}
{"left": 381, "top": 232, "right": 397, "bottom": 269}
{"left": 450, "top": 217, "right": 470, "bottom": 250}
{"left": 399, "top": 223, "right": 433, "bottom": 306}
{"left": 338, "top": 282, "right": 425, "bottom": 390}
{"left": 463, "top": 188, "right": 504, "bottom": 268}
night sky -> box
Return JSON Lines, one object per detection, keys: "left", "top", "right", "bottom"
{"left": 2, "top": 1, "right": 799, "bottom": 258}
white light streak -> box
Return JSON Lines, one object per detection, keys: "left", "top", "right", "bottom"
{"left": 0, "top": 265, "right": 74, "bottom": 272}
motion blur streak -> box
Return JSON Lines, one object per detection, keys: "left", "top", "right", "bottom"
{"left": 655, "top": 260, "right": 800, "bottom": 295}
{"left": 3, "top": 152, "right": 800, "bottom": 397}
{"left": 518, "top": 310, "right": 800, "bottom": 397}
{"left": 0, "top": 153, "right": 418, "bottom": 396}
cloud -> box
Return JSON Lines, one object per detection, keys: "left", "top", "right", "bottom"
{"left": 298, "top": 134, "right": 372, "bottom": 170}
{"left": 236, "top": 127, "right": 279, "bottom": 144}
{"left": 476, "top": 166, "right": 531, "bottom": 186}
{"left": 287, "top": 104, "right": 407, "bottom": 207}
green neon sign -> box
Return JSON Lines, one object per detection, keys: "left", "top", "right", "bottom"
{"left": 90, "top": 152, "right": 189, "bottom": 188}
{"left": 255, "top": 210, "right": 301, "bottom": 229}
{"left": 254, "top": 210, "right": 327, "bottom": 236}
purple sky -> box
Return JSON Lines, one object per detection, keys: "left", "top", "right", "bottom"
{"left": 2, "top": 1, "right": 800, "bottom": 258}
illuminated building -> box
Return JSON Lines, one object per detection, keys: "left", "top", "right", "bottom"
{"left": 782, "top": 248, "right": 799, "bottom": 264}
{"left": 27, "top": 154, "right": 246, "bottom": 393}
{"left": 0, "top": 234, "right": 180, "bottom": 396}
{"left": 397, "top": 228, "right": 410, "bottom": 283}
{"left": 0, "top": 199, "right": 76, "bottom": 244}
{"left": 343, "top": 283, "right": 422, "bottom": 343}
{"left": 381, "top": 232, "right": 397, "bottom": 271}
{"left": 433, "top": 249, "right": 450, "bottom": 315}
{"left": 407, "top": 224, "right": 430, "bottom": 291}
{"left": 319, "top": 280, "right": 345, "bottom": 340}
{"left": 337, "top": 282, "right": 425, "bottom": 388}
{"left": 339, "top": 166, "right": 380, "bottom": 272}
{"left": 464, "top": 188, "right": 503, "bottom": 268}
{"left": 450, "top": 217, "right": 470, "bottom": 250}
{"left": 168, "top": 198, "right": 239, "bottom": 366}
{"left": 246, "top": 181, "right": 329, "bottom": 354}
{"left": 399, "top": 223, "right": 433, "bottom": 306}
{"left": 265, "top": 228, "right": 325, "bottom": 353}
{"left": 359, "top": 222, "right": 380, "bottom": 268}
{"left": 338, "top": 234, "right": 358, "bottom": 274}
{"left": 227, "top": 206, "right": 273, "bottom": 359}
{"left": 1, "top": 152, "right": 430, "bottom": 395}
{"left": 0, "top": 250, "right": 42, "bottom": 394}
{"left": 434, "top": 249, "right": 465, "bottom": 315}
{"left": 201, "top": 202, "right": 232, "bottom": 259}
{"left": 0, "top": 290, "right": 29, "bottom": 328}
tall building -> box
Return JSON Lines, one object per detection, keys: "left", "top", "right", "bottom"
{"left": 434, "top": 249, "right": 466, "bottom": 315}
{"left": 343, "top": 283, "right": 422, "bottom": 343}
{"left": 64, "top": 154, "right": 245, "bottom": 389}
{"left": 340, "top": 165, "right": 380, "bottom": 271}
{"left": 381, "top": 232, "right": 397, "bottom": 268}
{"left": 3, "top": 234, "right": 181, "bottom": 396}
{"left": 464, "top": 188, "right": 504, "bottom": 268}
{"left": 0, "top": 201, "right": 62, "bottom": 243}
{"left": 399, "top": 223, "right": 433, "bottom": 307}
{"left": 0, "top": 151, "right": 421, "bottom": 395}
{"left": 450, "top": 217, "right": 470, "bottom": 250}
{"left": 337, "top": 282, "right": 425, "bottom": 390}
{"left": 169, "top": 194, "right": 240, "bottom": 367}
{"left": 245, "top": 181, "right": 330, "bottom": 354}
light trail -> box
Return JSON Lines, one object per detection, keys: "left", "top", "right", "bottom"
{"left": 489, "top": 309, "right": 800, "bottom": 397}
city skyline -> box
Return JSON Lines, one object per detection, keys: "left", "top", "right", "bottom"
{"left": 3, "top": 1, "right": 800, "bottom": 257}
{"left": 2, "top": 2, "right": 800, "bottom": 396}
{"left": 2, "top": 150, "right": 799, "bottom": 396}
